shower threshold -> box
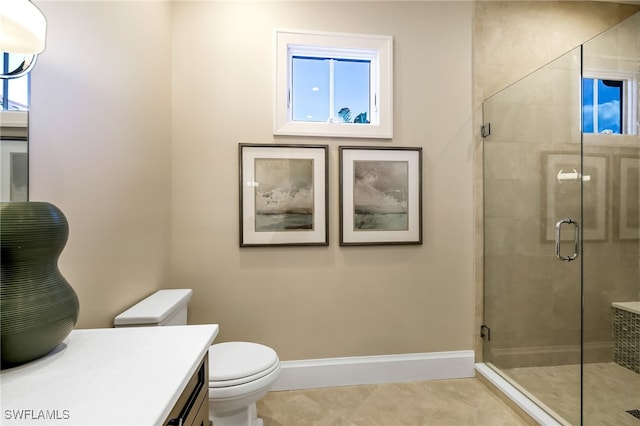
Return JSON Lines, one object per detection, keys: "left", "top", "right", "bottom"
{"left": 475, "top": 363, "right": 565, "bottom": 425}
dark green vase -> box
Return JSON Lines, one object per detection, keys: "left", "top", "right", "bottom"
{"left": 1, "top": 202, "right": 79, "bottom": 368}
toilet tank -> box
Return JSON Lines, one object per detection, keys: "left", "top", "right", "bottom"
{"left": 114, "top": 289, "right": 193, "bottom": 327}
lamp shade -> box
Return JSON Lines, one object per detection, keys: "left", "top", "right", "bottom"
{"left": 0, "top": 0, "right": 46, "bottom": 55}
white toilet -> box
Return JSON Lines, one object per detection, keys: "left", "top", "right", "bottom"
{"left": 114, "top": 289, "right": 280, "bottom": 426}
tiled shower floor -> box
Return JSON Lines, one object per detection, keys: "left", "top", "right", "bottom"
{"left": 503, "top": 362, "right": 640, "bottom": 425}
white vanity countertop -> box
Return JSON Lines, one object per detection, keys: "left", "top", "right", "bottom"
{"left": 612, "top": 301, "right": 640, "bottom": 315}
{"left": 0, "top": 324, "right": 218, "bottom": 426}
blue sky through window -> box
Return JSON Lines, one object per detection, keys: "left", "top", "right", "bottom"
{"left": 333, "top": 59, "right": 370, "bottom": 122}
{"left": 582, "top": 78, "right": 622, "bottom": 134}
{"left": 0, "top": 54, "right": 30, "bottom": 110}
{"left": 292, "top": 56, "right": 370, "bottom": 123}
{"left": 292, "top": 57, "right": 330, "bottom": 122}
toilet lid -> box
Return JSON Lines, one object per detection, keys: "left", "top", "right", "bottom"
{"left": 208, "top": 342, "right": 279, "bottom": 385}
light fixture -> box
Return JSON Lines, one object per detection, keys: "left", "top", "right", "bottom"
{"left": 0, "top": 0, "right": 46, "bottom": 79}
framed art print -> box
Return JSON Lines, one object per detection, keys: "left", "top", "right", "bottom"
{"left": 339, "top": 146, "right": 422, "bottom": 246}
{"left": 239, "top": 144, "right": 328, "bottom": 247}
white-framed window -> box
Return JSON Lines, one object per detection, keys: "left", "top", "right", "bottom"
{"left": 582, "top": 70, "right": 638, "bottom": 136}
{"left": 274, "top": 29, "right": 393, "bottom": 139}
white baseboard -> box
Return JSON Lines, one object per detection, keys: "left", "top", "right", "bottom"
{"left": 272, "top": 350, "right": 475, "bottom": 391}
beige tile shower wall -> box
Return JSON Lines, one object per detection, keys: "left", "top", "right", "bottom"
{"left": 170, "top": 1, "right": 474, "bottom": 360}
{"left": 29, "top": 1, "right": 173, "bottom": 329}
{"left": 474, "top": 1, "right": 640, "bottom": 104}
{"left": 474, "top": 3, "right": 640, "bottom": 364}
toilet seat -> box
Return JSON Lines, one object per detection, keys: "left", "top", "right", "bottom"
{"left": 208, "top": 342, "right": 280, "bottom": 388}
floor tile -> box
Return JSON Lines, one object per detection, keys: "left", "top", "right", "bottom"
{"left": 257, "top": 378, "right": 528, "bottom": 426}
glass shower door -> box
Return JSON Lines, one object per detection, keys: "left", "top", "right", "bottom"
{"left": 483, "top": 47, "right": 583, "bottom": 425}
{"left": 581, "top": 12, "right": 640, "bottom": 426}
{"left": 484, "top": 11, "right": 640, "bottom": 424}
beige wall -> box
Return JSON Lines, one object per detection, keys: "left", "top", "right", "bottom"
{"left": 170, "top": 1, "right": 474, "bottom": 361}
{"left": 29, "top": 1, "right": 173, "bottom": 328}
{"left": 25, "top": 0, "right": 638, "bottom": 363}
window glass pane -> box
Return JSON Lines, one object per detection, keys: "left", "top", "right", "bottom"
{"left": 1, "top": 53, "right": 30, "bottom": 110}
{"left": 334, "top": 59, "right": 370, "bottom": 123}
{"left": 597, "top": 79, "right": 622, "bottom": 134}
{"left": 7, "top": 77, "right": 29, "bottom": 110}
{"left": 292, "top": 56, "right": 329, "bottom": 122}
{"left": 582, "top": 78, "right": 594, "bottom": 133}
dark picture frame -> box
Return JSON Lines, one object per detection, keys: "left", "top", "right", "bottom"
{"left": 239, "top": 144, "right": 329, "bottom": 247}
{"left": 339, "top": 146, "right": 422, "bottom": 246}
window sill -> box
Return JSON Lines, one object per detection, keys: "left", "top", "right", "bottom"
{"left": 274, "top": 120, "right": 392, "bottom": 139}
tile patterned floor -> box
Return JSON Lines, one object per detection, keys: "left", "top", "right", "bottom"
{"left": 256, "top": 378, "right": 528, "bottom": 426}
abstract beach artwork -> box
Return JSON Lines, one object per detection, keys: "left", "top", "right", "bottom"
{"left": 353, "top": 160, "right": 408, "bottom": 231}
{"left": 254, "top": 158, "right": 314, "bottom": 232}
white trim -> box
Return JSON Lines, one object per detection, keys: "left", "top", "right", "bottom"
{"left": 475, "top": 363, "right": 563, "bottom": 426}
{"left": 0, "top": 110, "right": 28, "bottom": 127}
{"left": 274, "top": 28, "right": 393, "bottom": 139}
{"left": 271, "top": 350, "right": 475, "bottom": 391}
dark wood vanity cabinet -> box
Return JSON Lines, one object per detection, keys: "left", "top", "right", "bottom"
{"left": 164, "top": 354, "right": 210, "bottom": 426}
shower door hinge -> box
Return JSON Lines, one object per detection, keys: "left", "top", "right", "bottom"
{"left": 480, "top": 123, "right": 491, "bottom": 138}
{"left": 481, "top": 123, "right": 491, "bottom": 138}
{"left": 480, "top": 324, "right": 491, "bottom": 341}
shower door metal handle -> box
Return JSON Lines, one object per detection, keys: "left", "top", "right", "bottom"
{"left": 555, "top": 218, "right": 579, "bottom": 261}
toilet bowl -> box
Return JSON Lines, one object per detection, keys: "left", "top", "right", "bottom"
{"left": 114, "top": 289, "right": 280, "bottom": 426}
{"left": 208, "top": 342, "right": 281, "bottom": 426}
